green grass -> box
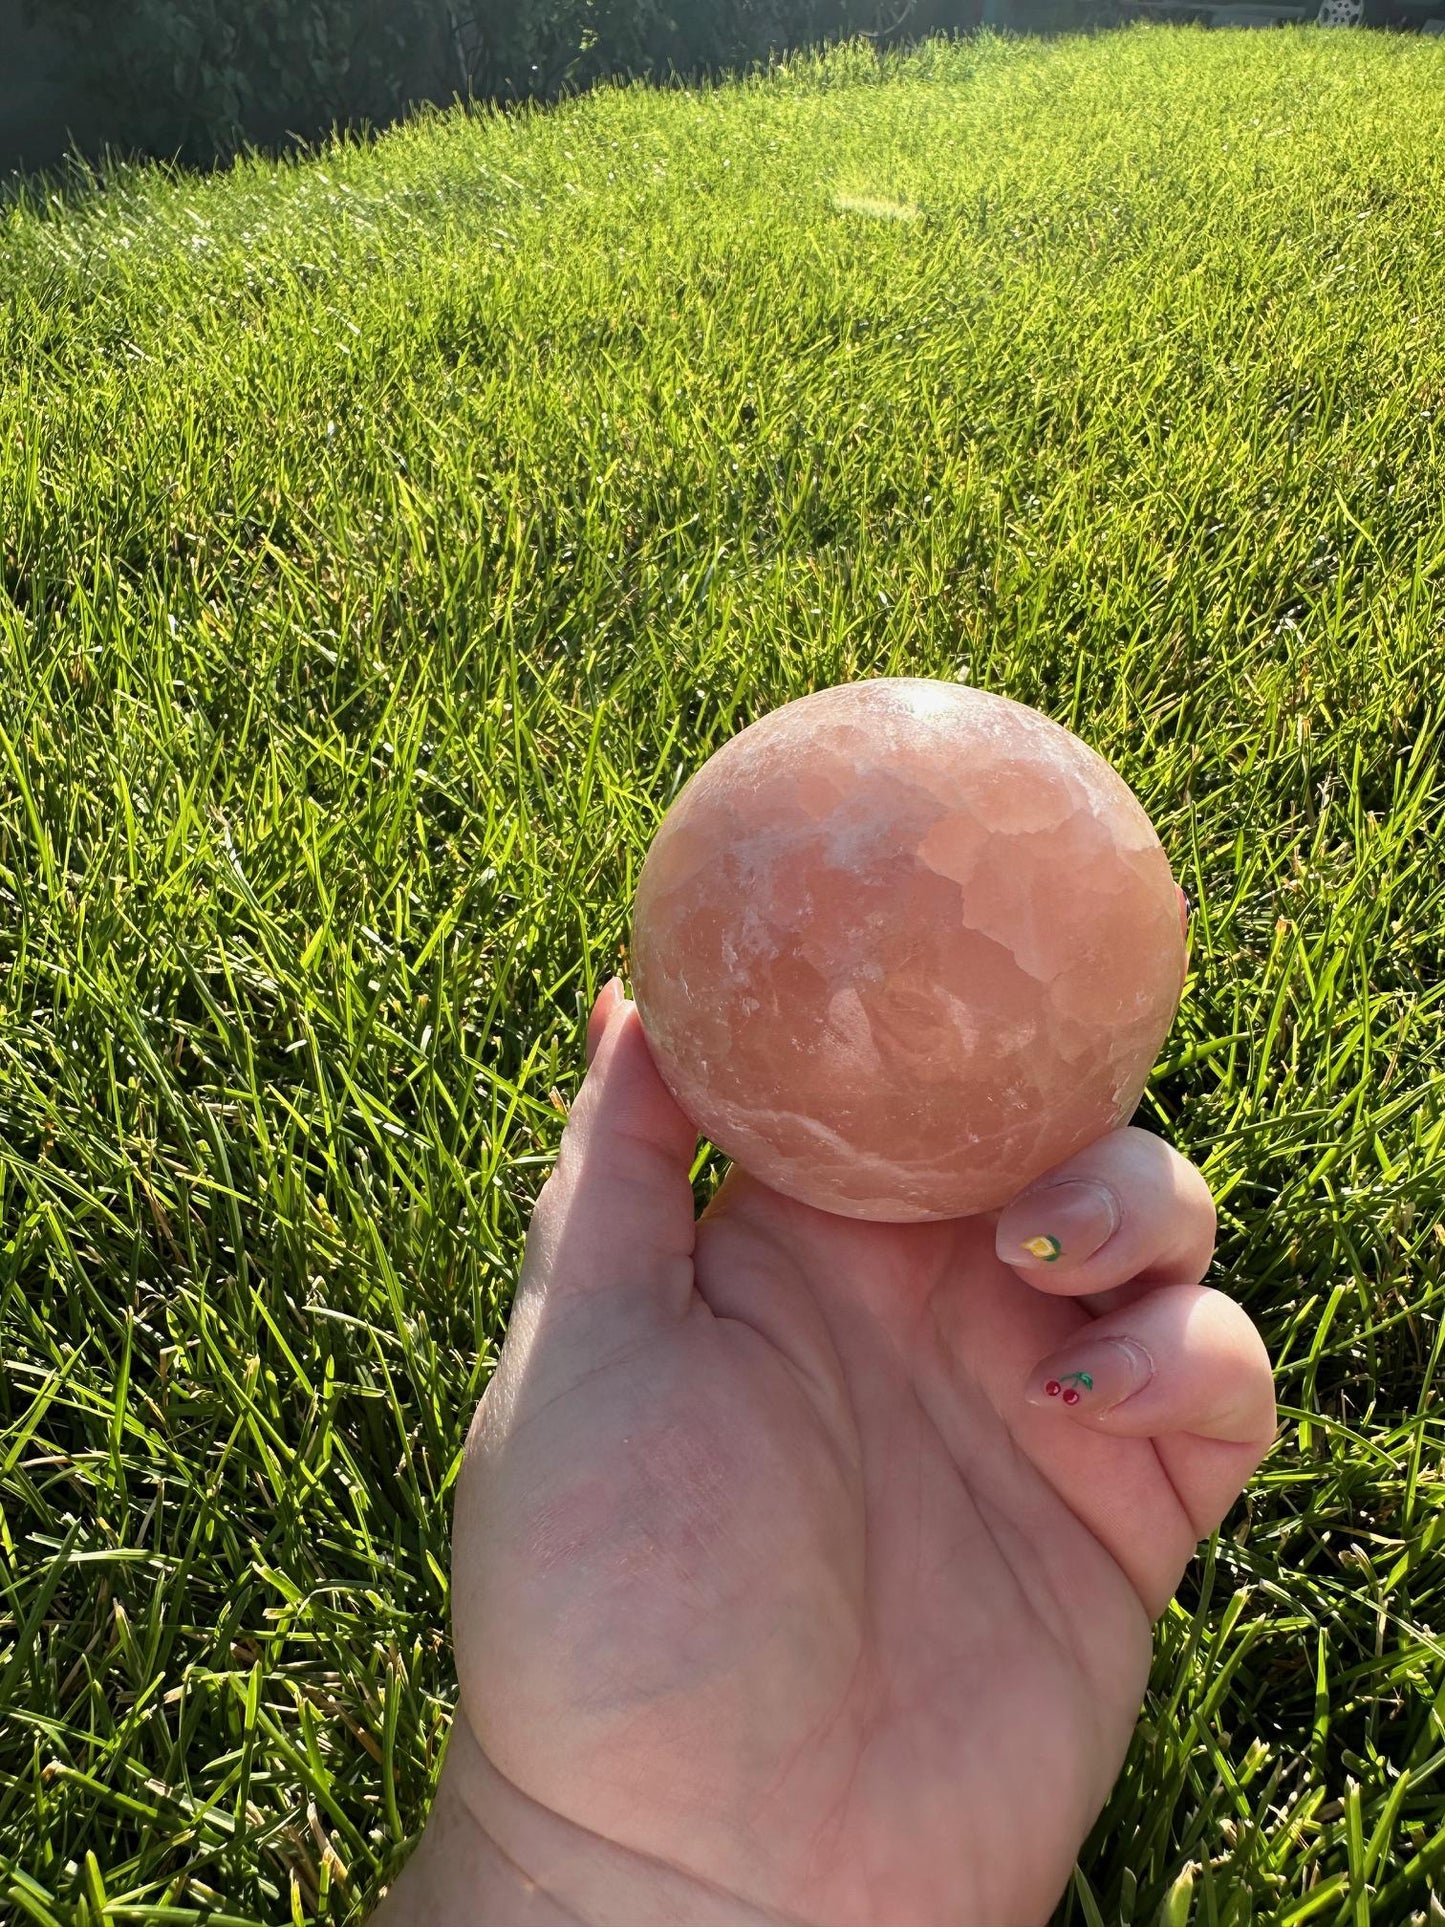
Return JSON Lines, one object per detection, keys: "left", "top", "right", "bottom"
{"left": 2, "top": 20, "right": 1444, "bottom": 1923}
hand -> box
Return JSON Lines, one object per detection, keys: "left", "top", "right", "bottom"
{"left": 377, "top": 982, "right": 1274, "bottom": 1927}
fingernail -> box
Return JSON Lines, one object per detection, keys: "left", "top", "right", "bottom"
{"left": 585, "top": 977, "right": 626, "bottom": 1067}
{"left": 1025, "top": 1335, "right": 1154, "bottom": 1414}
{"left": 1000, "top": 1179, "right": 1119, "bottom": 1268}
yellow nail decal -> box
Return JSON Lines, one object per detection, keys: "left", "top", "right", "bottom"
{"left": 1022, "top": 1234, "right": 1063, "bottom": 1262}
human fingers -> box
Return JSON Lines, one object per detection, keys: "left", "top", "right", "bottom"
{"left": 1022, "top": 1282, "right": 1276, "bottom": 1537}
{"left": 994, "top": 1125, "right": 1216, "bottom": 1312}
{"left": 519, "top": 980, "right": 699, "bottom": 1319}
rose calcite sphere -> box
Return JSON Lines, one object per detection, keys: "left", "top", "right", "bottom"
{"left": 631, "top": 678, "right": 1187, "bottom": 1223}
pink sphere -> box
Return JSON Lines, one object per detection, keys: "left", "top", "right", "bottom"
{"left": 631, "top": 679, "right": 1187, "bottom": 1222}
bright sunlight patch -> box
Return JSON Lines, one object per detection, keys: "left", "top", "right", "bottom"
{"left": 831, "top": 190, "right": 923, "bottom": 221}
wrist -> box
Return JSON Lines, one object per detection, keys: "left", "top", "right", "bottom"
{"left": 372, "top": 1717, "right": 783, "bottom": 1927}
{"left": 372, "top": 1787, "right": 535, "bottom": 1925}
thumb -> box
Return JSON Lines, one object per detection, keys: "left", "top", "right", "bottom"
{"left": 520, "top": 980, "right": 699, "bottom": 1320}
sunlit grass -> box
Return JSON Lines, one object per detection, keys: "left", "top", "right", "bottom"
{"left": 2, "top": 22, "right": 1444, "bottom": 1923}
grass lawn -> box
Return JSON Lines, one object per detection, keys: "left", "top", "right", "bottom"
{"left": 3, "top": 21, "right": 1445, "bottom": 1923}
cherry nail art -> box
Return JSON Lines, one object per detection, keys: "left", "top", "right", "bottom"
{"left": 1043, "top": 1370, "right": 1093, "bottom": 1406}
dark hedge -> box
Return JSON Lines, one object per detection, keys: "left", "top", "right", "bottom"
{"left": 15, "top": 0, "right": 1102, "bottom": 169}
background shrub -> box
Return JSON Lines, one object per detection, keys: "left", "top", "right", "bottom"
{"left": 10, "top": 0, "right": 1068, "bottom": 171}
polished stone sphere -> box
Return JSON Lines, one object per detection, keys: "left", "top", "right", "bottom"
{"left": 631, "top": 679, "right": 1187, "bottom": 1222}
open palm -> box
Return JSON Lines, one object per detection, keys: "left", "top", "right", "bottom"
{"left": 382, "top": 986, "right": 1273, "bottom": 1927}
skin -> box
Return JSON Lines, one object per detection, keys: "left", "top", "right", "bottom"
{"left": 375, "top": 982, "right": 1275, "bottom": 1927}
